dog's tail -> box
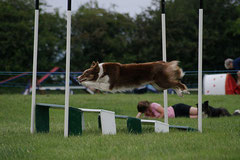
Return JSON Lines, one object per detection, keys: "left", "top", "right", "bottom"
{"left": 166, "top": 61, "right": 185, "bottom": 80}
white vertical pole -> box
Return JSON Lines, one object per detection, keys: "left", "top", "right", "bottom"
{"left": 198, "top": 2, "right": 203, "bottom": 132}
{"left": 64, "top": 0, "right": 72, "bottom": 137}
{"left": 30, "top": 1, "right": 39, "bottom": 134}
{"left": 161, "top": 0, "right": 168, "bottom": 124}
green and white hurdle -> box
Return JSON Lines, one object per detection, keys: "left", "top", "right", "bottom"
{"left": 79, "top": 108, "right": 116, "bottom": 135}
{"left": 113, "top": 115, "right": 197, "bottom": 133}
{"left": 35, "top": 103, "right": 82, "bottom": 135}
{"left": 35, "top": 103, "right": 197, "bottom": 135}
{"left": 99, "top": 115, "right": 169, "bottom": 134}
{"left": 141, "top": 119, "right": 169, "bottom": 133}
{"left": 35, "top": 103, "right": 117, "bottom": 135}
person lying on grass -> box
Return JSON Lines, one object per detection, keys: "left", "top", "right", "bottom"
{"left": 136, "top": 100, "right": 198, "bottom": 119}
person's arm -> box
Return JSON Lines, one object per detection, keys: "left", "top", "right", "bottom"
{"left": 136, "top": 112, "right": 142, "bottom": 118}
{"left": 155, "top": 105, "right": 164, "bottom": 118}
{"left": 190, "top": 115, "right": 198, "bottom": 118}
{"left": 237, "top": 71, "right": 240, "bottom": 86}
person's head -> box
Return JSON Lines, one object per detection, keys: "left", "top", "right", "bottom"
{"left": 137, "top": 101, "right": 151, "bottom": 113}
{"left": 224, "top": 58, "right": 233, "bottom": 69}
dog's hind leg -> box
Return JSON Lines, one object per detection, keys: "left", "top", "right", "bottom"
{"left": 174, "top": 88, "right": 184, "bottom": 97}
{"left": 173, "top": 83, "right": 190, "bottom": 97}
{"left": 176, "top": 81, "right": 190, "bottom": 95}
{"left": 150, "top": 83, "right": 164, "bottom": 91}
{"left": 154, "top": 81, "right": 189, "bottom": 97}
{"left": 151, "top": 82, "right": 184, "bottom": 97}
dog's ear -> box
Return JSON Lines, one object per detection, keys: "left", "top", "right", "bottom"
{"left": 93, "top": 61, "right": 99, "bottom": 71}
{"left": 91, "top": 61, "right": 96, "bottom": 67}
{"left": 204, "top": 101, "right": 209, "bottom": 106}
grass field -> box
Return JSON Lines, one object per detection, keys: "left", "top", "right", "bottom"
{"left": 0, "top": 93, "right": 240, "bottom": 160}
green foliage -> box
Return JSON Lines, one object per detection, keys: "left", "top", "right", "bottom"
{"left": 202, "top": 0, "right": 240, "bottom": 70}
{"left": 70, "top": 2, "right": 136, "bottom": 70}
{"left": 0, "top": 0, "right": 34, "bottom": 71}
{"left": 37, "top": 10, "right": 66, "bottom": 71}
{"left": 0, "top": 0, "right": 66, "bottom": 71}
{"left": 0, "top": 0, "right": 240, "bottom": 72}
{"left": 133, "top": 0, "right": 240, "bottom": 70}
{"left": 0, "top": 94, "right": 240, "bottom": 159}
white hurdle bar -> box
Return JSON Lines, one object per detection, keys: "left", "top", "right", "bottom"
{"left": 141, "top": 119, "right": 169, "bottom": 133}
{"left": 78, "top": 108, "right": 116, "bottom": 135}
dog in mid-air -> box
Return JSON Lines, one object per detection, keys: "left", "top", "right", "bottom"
{"left": 198, "top": 101, "right": 232, "bottom": 117}
{"left": 77, "top": 61, "right": 189, "bottom": 96}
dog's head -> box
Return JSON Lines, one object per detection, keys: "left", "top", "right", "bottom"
{"left": 77, "top": 61, "right": 100, "bottom": 83}
{"left": 233, "top": 109, "right": 240, "bottom": 116}
{"left": 202, "top": 101, "right": 210, "bottom": 115}
{"left": 196, "top": 100, "right": 210, "bottom": 117}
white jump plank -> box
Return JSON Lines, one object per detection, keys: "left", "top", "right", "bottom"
{"left": 78, "top": 108, "right": 116, "bottom": 135}
{"left": 141, "top": 119, "right": 157, "bottom": 124}
{"left": 100, "top": 110, "right": 116, "bottom": 135}
{"left": 78, "top": 108, "right": 101, "bottom": 112}
{"left": 141, "top": 119, "right": 169, "bottom": 133}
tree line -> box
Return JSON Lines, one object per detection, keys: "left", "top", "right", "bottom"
{"left": 1, "top": 0, "right": 240, "bottom": 72}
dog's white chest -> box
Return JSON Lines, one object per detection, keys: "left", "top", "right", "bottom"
{"left": 82, "top": 76, "right": 110, "bottom": 91}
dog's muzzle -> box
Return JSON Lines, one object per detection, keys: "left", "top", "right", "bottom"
{"left": 77, "top": 76, "right": 84, "bottom": 83}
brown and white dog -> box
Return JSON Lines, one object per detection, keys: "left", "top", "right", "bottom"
{"left": 77, "top": 61, "right": 189, "bottom": 96}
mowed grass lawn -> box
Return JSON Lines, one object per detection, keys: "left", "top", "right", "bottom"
{"left": 0, "top": 93, "right": 240, "bottom": 160}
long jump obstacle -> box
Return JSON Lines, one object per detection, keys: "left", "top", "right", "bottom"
{"left": 30, "top": 0, "right": 203, "bottom": 136}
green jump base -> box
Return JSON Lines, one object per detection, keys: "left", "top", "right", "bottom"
{"left": 169, "top": 125, "right": 198, "bottom": 132}
{"left": 99, "top": 115, "right": 142, "bottom": 134}
{"left": 35, "top": 103, "right": 83, "bottom": 136}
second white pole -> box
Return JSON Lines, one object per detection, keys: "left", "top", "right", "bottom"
{"left": 64, "top": 10, "right": 71, "bottom": 138}
{"left": 161, "top": 12, "right": 168, "bottom": 124}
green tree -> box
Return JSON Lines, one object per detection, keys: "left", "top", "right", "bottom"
{"left": 131, "top": 0, "right": 240, "bottom": 70}
{"left": 0, "top": 0, "right": 34, "bottom": 71}
{"left": 70, "top": 1, "right": 136, "bottom": 71}
{"left": 202, "top": 0, "right": 240, "bottom": 70}
{"left": 38, "top": 10, "right": 66, "bottom": 71}
{"left": 0, "top": 0, "right": 66, "bottom": 72}
{"left": 1, "top": 0, "right": 239, "bottom": 73}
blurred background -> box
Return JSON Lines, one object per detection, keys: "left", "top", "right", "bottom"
{"left": 0, "top": 0, "right": 240, "bottom": 94}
